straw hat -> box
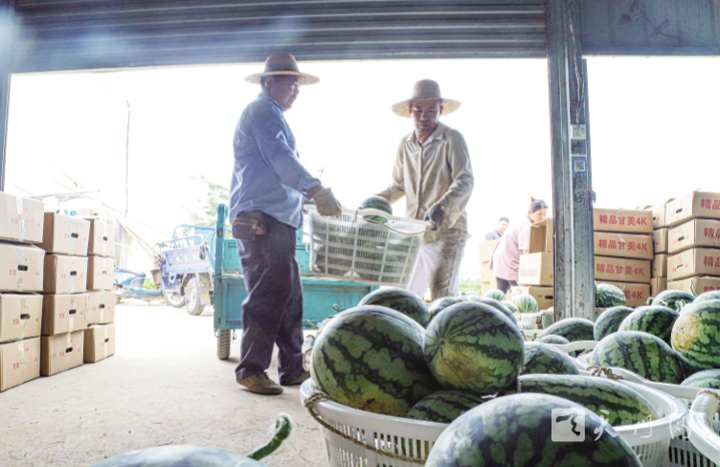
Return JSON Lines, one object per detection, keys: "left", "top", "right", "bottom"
{"left": 391, "top": 79, "right": 461, "bottom": 118}
{"left": 245, "top": 53, "right": 320, "bottom": 85}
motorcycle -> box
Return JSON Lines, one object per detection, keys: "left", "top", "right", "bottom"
{"left": 114, "top": 268, "right": 164, "bottom": 304}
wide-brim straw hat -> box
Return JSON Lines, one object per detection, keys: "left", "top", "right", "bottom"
{"left": 391, "top": 79, "right": 461, "bottom": 118}
{"left": 245, "top": 53, "right": 319, "bottom": 85}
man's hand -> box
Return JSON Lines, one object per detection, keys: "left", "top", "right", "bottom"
{"left": 424, "top": 204, "right": 445, "bottom": 231}
{"left": 312, "top": 187, "right": 342, "bottom": 218}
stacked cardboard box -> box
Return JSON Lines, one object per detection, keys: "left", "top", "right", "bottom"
{"left": 479, "top": 240, "right": 499, "bottom": 294}
{"left": 84, "top": 219, "right": 116, "bottom": 363}
{"left": 593, "top": 208, "right": 653, "bottom": 307}
{"left": 41, "top": 213, "right": 90, "bottom": 376}
{"left": 516, "top": 219, "right": 554, "bottom": 309}
{"left": 652, "top": 202, "right": 670, "bottom": 297}
{"left": 666, "top": 192, "right": 720, "bottom": 295}
{"left": 0, "top": 193, "right": 45, "bottom": 392}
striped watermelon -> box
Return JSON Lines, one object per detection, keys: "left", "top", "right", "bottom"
{"left": 483, "top": 289, "right": 506, "bottom": 301}
{"left": 459, "top": 291, "right": 482, "bottom": 302}
{"left": 617, "top": 306, "right": 679, "bottom": 344}
{"left": 500, "top": 374, "right": 659, "bottom": 426}
{"left": 512, "top": 293, "right": 539, "bottom": 313}
{"left": 358, "top": 287, "right": 430, "bottom": 327}
{"left": 470, "top": 297, "right": 517, "bottom": 325}
{"left": 681, "top": 369, "right": 720, "bottom": 389}
{"left": 521, "top": 343, "right": 579, "bottom": 376}
{"left": 651, "top": 290, "right": 694, "bottom": 312}
{"left": 424, "top": 302, "right": 524, "bottom": 395}
{"left": 596, "top": 283, "right": 627, "bottom": 308}
{"left": 537, "top": 334, "right": 570, "bottom": 345}
{"left": 310, "top": 305, "right": 440, "bottom": 416}
{"left": 407, "top": 390, "right": 487, "bottom": 423}
{"left": 590, "top": 331, "right": 685, "bottom": 384}
{"left": 538, "top": 318, "right": 595, "bottom": 342}
{"left": 671, "top": 299, "right": 720, "bottom": 372}
{"left": 502, "top": 300, "right": 519, "bottom": 314}
{"left": 359, "top": 196, "right": 392, "bottom": 223}
{"left": 428, "top": 297, "right": 462, "bottom": 323}
{"left": 693, "top": 290, "right": 720, "bottom": 304}
{"left": 594, "top": 306, "right": 633, "bottom": 341}
{"left": 425, "top": 393, "right": 642, "bottom": 467}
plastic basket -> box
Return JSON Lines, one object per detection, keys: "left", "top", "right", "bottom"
{"left": 514, "top": 311, "right": 542, "bottom": 330}
{"left": 306, "top": 206, "right": 430, "bottom": 286}
{"left": 301, "top": 379, "right": 687, "bottom": 467}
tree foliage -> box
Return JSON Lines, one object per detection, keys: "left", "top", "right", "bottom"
{"left": 189, "top": 176, "right": 229, "bottom": 226}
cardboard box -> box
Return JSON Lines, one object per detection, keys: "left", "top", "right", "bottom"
{"left": 41, "top": 330, "right": 84, "bottom": 376}
{"left": 510, "top": 286, "right": 554, "bottom": 311}
{"left": 43, "top": 255, "right": 88, "bottom": 294}
{"left": 87, "top": 256, "right": 114, "bottom": 291}
{"left": 654, "top": 229, "right": 668, "bottom": 254}
{"left": 479, "top": 240, "right": 499, "bottom": 263}
{"left": 668, "top": 248, "right": 720, "bottom": 281}
{"left": 0, "top": 243, "right": 44, "bottom": 293}
{"left": 653, "top": 200, "right": 673, "bottom": 229}
{"left": 0, "top": 193, "right": 44, "bottom": 244}
{"left": 594, "top": 232, "right": 653, "bottom": 260}
{"left": 41, "top": 213, "right": 90, "bottom": 257}
{"left": 668, "top": 219, "right": 720, "bottom": 254}
{"left": 87, "top": 291, "right": 116, "bottom": 325}
{"left": 599, "top": 282, "right": 650, "bottom": 308}
{"left": 593, "top": 208, "right": 653, "bottom": 234}
{"left": 0, "top": 294, "right": 42, "bottom": 343}
{"left": 667, "top": 276, "right": 720, "bottom": 295}
{"left": 42, "top": 294, "right": 88, "bottom": 336}
{"left": 518, "top": 253, "right": 553, "bottom": 286}
{"left": 529, "top": 218, "right": 553, "bottom": 254}
{"left": 480, "top": 261, "right": 495, "bottom": 282}
{"left": 84, "top": 323, "right": 115, "bottom": 363}
{"left": 0, "top": 337, "right": 40, "bottom": 392}
{"left": 651, "top": 277, "right": 667, "bottom": 297}
{"left": 666, "top": 191, "right": 720, "bottom": 227}
{"left": 594, "top": 256, "right": 651, "bottom": 283}
{"left": 653, "top": 254, "right": 668, "bottom": 278}
{"left": 88, "top": 220, "right": 116, "bottom": 258}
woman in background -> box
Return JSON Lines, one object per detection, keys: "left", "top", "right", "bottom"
{"left": 490, "top": 197, "right": 549, "bottom": 294}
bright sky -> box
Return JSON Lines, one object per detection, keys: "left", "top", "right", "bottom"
{"left": 5, "top": 57, "right": 720, "bottom": 277}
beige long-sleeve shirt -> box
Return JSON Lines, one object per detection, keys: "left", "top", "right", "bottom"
{"left": 377, "top": 122, "right": 474, "bottom": 244}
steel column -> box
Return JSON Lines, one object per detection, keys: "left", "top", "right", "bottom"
{"left": 546, "top": 0, "right": 595, "bottom": 321}
{"left": 0, "top": 1, "right": 14, "bottom": 191}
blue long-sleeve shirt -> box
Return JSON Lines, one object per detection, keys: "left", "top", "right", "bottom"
{"left": 229, "top": 93, "right": 321, "bottom": 229}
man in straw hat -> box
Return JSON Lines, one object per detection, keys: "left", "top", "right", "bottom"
{"left": 377, "top": 79, "right": 474, "bottom": 300}
{"left": 230, "top": 53, "right": 342, "bottom": 395}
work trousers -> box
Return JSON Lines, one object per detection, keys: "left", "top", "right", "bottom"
{"left": 407, "top": 232, "right": 469, "bottom": 301}
{"left": 496, "top": 277, "right": 519, "bottom": 294}
{"left": 234, "top": 212, "right": 305, "bottom": 385}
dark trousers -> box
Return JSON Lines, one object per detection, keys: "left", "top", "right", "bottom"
{"left": 234, "top": 212, "right": 304, "bottom": 385}
{"left": 496, "top": 277, "right": 519, "bottom": 294}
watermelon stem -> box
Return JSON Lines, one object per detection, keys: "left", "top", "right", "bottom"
{"left": 690, "top": 279, "right": 697, "bottom": 298}
{"left": 246, "top": 413, "right": 293, "bottom": 461}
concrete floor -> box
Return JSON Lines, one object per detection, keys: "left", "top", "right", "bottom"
{"left": 0, "top": 302, "right": 328, "bottom": 467}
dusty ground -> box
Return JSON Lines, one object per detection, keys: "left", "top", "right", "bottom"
{"left": 0, "top": 302, "right": 327, "bottom": 466}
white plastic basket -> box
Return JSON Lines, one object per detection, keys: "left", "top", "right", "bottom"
{"left": 686, "top": 391, "right": 720, "bottom": 465}
{"left": 514, "top": 311, "right": 541, "bottom": 330}
{"left": 301, "top": 379, "right": 687, "bottom": 467}
{"left": 306, "top": 206, "right": 430, "bottom": 286}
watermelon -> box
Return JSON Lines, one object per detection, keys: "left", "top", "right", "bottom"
{"left": 407, "top": 390, "right": 487, "bottom": 423}
{"left": 310, "top": 305, "right": 439, "bottom": 416}
{"left": 590, "top": 331, "right": 685, "bottom": 384}
{"left": 693, "top": 290, "right": 720, "bottom": 304}
{"left": 425, "top": 393, "right": 642, "bottom": 467}
{"left": 651, "top": 290, "right": 695, "bottom": 312}
{"left": 359, "top": 196, "right": 392, "bottom": 223}
{"left": 499, "top": 375, "right": 659, "bottom": 426}
{"left": 540, "top": 310, "right": 554, "bottom": 329}
{"left": 424, "top": 302, "right": 524, "bottom": 395}
{"left": 469, "top": 297, "right": 517, "bottom": 325}
{"left": 538, "top": 318, "right": 595, "bottom": 342}
{"left": 358, "top": 287, "right": 429, "bottom": 327}
{"left": 617, "top": 306, "right": 679, "bottom": 344}
{"left": 459, "top": 291, "right": 482, "bottom": 302}
{"left": 594, "top": 306, "right": 633, "bottom": 341}
{"left": 537, "top": 334, "right": 570, "bottom": 345}
{"left": 671, "top": 299, "right": 720, "bottom": 372}
{"left": 483, "top": 289, "right": 506, "bottom": 301}
{"left": 502, "top": 300, "right": 519, "bottom": 314}
{"left": 681, "top": 369, "right": 720, "bottom": 389}
{"left": 596, "top": 283, "right": 627, "bottom": 308}
{"left": 428, "top": 297, "right": 462, "bottom": 323}
{"left": 521, "top": 343, "right": 579, "bottom": 376}
{"left": 512, "top": 293, "right": 539, "bottom": 313}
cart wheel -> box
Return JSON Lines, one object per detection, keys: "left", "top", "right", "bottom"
{"left": 185, "top": 277, "right": 205, "bottom": 316}
{"left": 217, "top": 329, "right": 231, "bottom": 360}
{"left": 164, "top": 290, "right": 185, "bottom": 308}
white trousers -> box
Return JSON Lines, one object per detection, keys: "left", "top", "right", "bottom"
{"left": 406, "top": 232, "right": 469, "bottom": 301}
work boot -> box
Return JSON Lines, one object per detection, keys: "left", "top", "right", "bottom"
{"left": 284, "top": 370, "right": 311, "bottom": 386}
{"left": 237, "top": 372, "right": 283, "bottom": 395}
